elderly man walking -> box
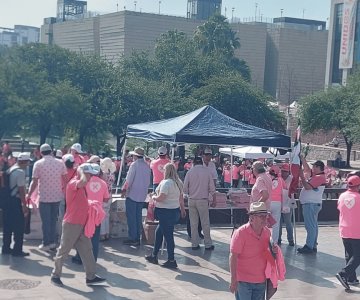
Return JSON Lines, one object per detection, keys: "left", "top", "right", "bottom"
{"left": 184, "top": 156, "right": 216, "bottom": 250}
{"left": 122, "top": 147, "right": 151, "bottom": 246}
{"left": 27, "top": 143, "right": 67, "bottom": 251}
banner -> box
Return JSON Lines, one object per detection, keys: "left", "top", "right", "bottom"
{"left": 339, "top": 0, "right": 358, "bottom": 69}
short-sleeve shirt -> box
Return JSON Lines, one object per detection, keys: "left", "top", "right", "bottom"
{"left": 64, "top": 178, "right": 88, "bottom": 225}
{"left": 150, "top": 158, "right": 170, "bottom": 184}
{"left": 338, "top": 190, "right": 360, "bottom": 239}
{"left": 9, "top": 165, "right": 25, "bottom": 198}
{"left": 203, "top": 161, "right": 218, "bottom": 181}
{"left": 155, "top": 179, "right": 181, "bottom": 209}
{"left": 230, "top": 223, "right": 270, "bottom": 283}
{"left": 299, "top": 173, "right": 326, "bottom": 204}
{"left": 251, "top": 173, "right": 272, "bottom": 210}
{"left": 86, "top": 176, "right": 109, "bottom": 203}
{"left": 32, "top": 155, "right": 67, "bottom": 203}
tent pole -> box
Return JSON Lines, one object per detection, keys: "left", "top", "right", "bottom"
{"left": 115, "top": 137, "right": 128, "bottom": 194}
{"left": 171, "top": 144, "right": 175, "bottom": 163}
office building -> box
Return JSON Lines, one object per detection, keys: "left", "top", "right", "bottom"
{"left": 0, "top": 25, "right": 40, "bottom": 47}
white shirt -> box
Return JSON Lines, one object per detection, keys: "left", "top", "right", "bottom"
{"left": 155, "top": 179, "right": 181, "bottom": 209}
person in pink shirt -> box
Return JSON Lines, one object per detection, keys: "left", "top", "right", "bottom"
{"left": 232, "top": 161, "right": 240, "bottom": 188}
{"left": 51, "top": 163, "right": 106, "bottom": 287}
{"left": 150, "top": 146, "right": 170, "bottom": 191}
{"left": 336, "top": 175, "right": 360, "bottom": 290}
{"left": 269, "top": 165, "right": 286, "bottom": 245}
{"left": 223, "top": 162, "right": 232, "bottom": 188}
{"left": 229, "top": 201, "right": 277, "bottom": 299}
{"left": 251, "top": 161, "right": 272, "bottom": 211}
{"left": 184, "top": 158, "right": 193, "bottom": 171}
{"left": 70, "top": 143, "right": 85, "bottom": 168}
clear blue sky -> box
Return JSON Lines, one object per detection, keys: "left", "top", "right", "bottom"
{"left": 0, "top": 0, "right": 331, "bottom": 29}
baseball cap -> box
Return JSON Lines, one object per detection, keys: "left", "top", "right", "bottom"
{"left": 79, "top": 163, "right": 99, "bottom": 175}
{"left": 40, "top": 143, "right": 52, "bottom": 153}
{"left": 87, "top": 155, "right": 100, "bottom": 163}
{"left": 203, "top": 148, "right": 212, "bottom": 155}
{"left": 55, "top": 150, "right": 63, "bottom": 158}
{"left": 347, "top": 175, "right": 360, "bottom": 187}
{"left": 312, "top": 160, "right": 325, "bottom": 170}
{"left": 71, "top": 143, "right": 83, "bottom": 154}
{"left": 17, "top": 152, "right": 31, "bottom": 161}
{"left": 62, "top": 154, "right": 75, "bottom": 163}
{"left": 158, "top": 146, "right": 167, "bottom": 156}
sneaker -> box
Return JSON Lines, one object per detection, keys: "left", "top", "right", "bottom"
{"left": 297, "top": 245, "right": 314, "bottom": 254}
{"left": 336, "top": 273, "right": 350, "bottom": 290}
{"left": 205, "top": 245, "right": 215, "bottom": 251}
{"left": 12, "top": 251, "right": 30, "bottom": 257}
{"left": 51, "top": 277, "right": 64, "bottom": 287}
{"left": 145, "top": 255, "right": 158, "bottom": 265}
{"left": 86, "top": 275, "right": 106, "bottom": 286}
{"left": 49, "top": 243, "right": 57, "bottom": 250}
{"left": 162, "top": 260, "right": 178, "bottom": 269}
{"left": 288, "top": 241, "right": 295, "bottom": 247}
{"left": 192, "top": 245, "right": 200, "bottom": 250}
{"left": 348, "top": 279, "right": 360, "bottom": 286}
{"left": 38, "top": 244, "right": 51, "bottom": 251}
{"left": 123, "top": 239, "right": 140, "bottom": 246}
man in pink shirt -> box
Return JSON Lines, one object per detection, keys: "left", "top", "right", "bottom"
{"left": 229, "top": 201, "right": 274, "bottom": 299}
{"left": 51, "top": 163, "right": 106, "bottom": 287}
{"left": 336, "top": 175, "right": 360, "bottom": 290}
{"left": 27, "top": 143, "right": 67, "bottom": 251}
{"left": 150, "top": 146, "right": 170, "bottom": 191}
{"left": 251, "top": 161, "right": 272, "bottom": 211}
{"left": 70, "top": 143, "right": 85, "bottom": 168}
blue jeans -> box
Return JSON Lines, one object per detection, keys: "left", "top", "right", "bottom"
{"left": 152, "top": 208, "right": 180, "bottom": 261}
{"left": 235, "top": 281, "right": 266, "bottom": 300}
{"left": 279, "top": 212, "right": 294, "bottom": 243}
{"left": 302, "top": 203, "right": 322, "bottom": 249}
{"left": 74, "top": 225, "right": 101, "bottom": 262}
{"left": 125, "top": 197, "right": 143, "bottom": 241}
{"left": 39, "top": 201, "right": 60, "bottom": 246}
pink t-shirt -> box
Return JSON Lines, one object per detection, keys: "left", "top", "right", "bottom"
{"left": 271, "top": 177, "right": 285, "bottom": 202}
{"left": 73, "top": 154, "right": 85, "bottom": 168}
{"left": 32, "top": 155, "right": 67, "bottom": 202}
{"left": 230, "top": 223, "right": 271, "bottom": 283}
{"left": 64, "top": 178, "right": 88, "bottom": 225}
{"left": 232, "top": 166, "right": 240, "bottom": 180}
{"left": 338, "top": 190, "right": 360, "bottom": 239}
{"left": 223, "top": 168, "right": 231, "bottom": 183}
{"left": 86, "top": 176, "right": 110, "bottom": 203}
{"left": 150, "top": 158, "right": 170, "bottom": 184}
{"left": 251, "top": 173, "right": 272, "bottom": 210}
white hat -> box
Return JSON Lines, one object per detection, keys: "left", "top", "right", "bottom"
{"left": 40, "top": 143, "right": 52, "bottom": 153}
{"left": 62, "top": 154, "right": 75, "bottom": 163}
{"left": 203, "top": 148, "right": 212, "bottom": 155}
{"left": 87, "top": 155, "right": 100, "bottom": 163}
{"left": 158, "top": 146, "right": 167, "bottom": 156}
{"left": 71, "top": 143, "right": 83, "bottom": 154}
{"left": 55, "top": 150, "right": 63, "bottom": 158}
{"left": 80, "top": 163, "right": 99, "bottom": 175}
{"left": 100, "top": 157, "right": 116, "bottom": 173}
{"left": 17, "top": 152, "right": 31, "bottom": 161}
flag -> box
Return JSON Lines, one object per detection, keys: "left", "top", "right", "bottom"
{"left": 289, "top": 124, "right": 301, "bottom": 196}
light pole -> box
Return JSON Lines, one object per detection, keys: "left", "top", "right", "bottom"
{"left": 255, "top": 3, "right": 258, "bottom": 22}
{"left": 232, "top": 7, "right": 235, "bottom": 22}
{"left": 280, "top": 8, "right": 284, "bottom": 17}
{"left": 134, "top": 1, "right": 137, "bottom": 11}
{"left": 159, "top": 1, "right": 161, "bottom": 14}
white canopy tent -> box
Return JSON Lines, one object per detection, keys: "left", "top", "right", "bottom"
{"left": 219, "top": 146, "right": 290, "bottom": 160}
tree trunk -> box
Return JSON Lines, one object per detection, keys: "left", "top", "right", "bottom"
{"left": 116, "top": 133, "right": 126, "bottom": 156}
{"left": 78, "top": 128, "right": 86, "bottom": 145}
{"left": 344, "top": 136, "right": 353, "bottom": 167}
{"left": 39, "top": 125, "right": 51, "bottom": 145}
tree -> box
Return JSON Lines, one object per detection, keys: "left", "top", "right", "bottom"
{"left": 191, "top": 72, "right": 284, "bottom": 131}
{"left": 299, "top": 81, "right": 360, "bottom": 167}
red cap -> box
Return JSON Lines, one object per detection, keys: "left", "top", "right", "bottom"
{"left": 347, "top": 175, "right": 360, "bottom": 187}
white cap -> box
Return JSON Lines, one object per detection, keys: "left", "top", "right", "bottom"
{"left": 62, "top": 154, "right": 75, "bottom": 163}
{"left": 79, "top": 163, "right": 99, "bottom": 175}
{"left": 158, "top": 146, "right": 167, "bottom": 156}
{"left": 17, "top": 152, "right": 31, "bottom": 161}
{"left": 40, "top": 143, "right": 52, "bottom": 153}
{"left": 71, "top": 143, "right": 83, "bottom": 154}
{"left": 55, "top": 150, "right": 63, "bottom": 158}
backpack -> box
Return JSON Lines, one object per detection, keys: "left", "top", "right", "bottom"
{"left": 0, "top": 167, "right": 19, "bottom": 209}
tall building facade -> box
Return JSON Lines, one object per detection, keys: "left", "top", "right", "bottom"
{"left": 0, "top": 25, "right": 40, "bottom": 47}
{"left": 187, "top": 0, "right": 222, "bottom": 20}
{"left": 326, "top": 0, "right": 360, "bottom": 86}
{"left": 41, "top": 11, "right": 328, "bottom": 104}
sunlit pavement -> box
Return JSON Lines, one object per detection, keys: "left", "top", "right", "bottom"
{"left": 0, "top": 224, "right": 359, "bottom": 299}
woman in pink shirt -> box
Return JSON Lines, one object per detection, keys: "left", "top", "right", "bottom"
{"left": 269, "top": 165, "right": 285, "bottom": 245}
{"left": 223, "top": 162, "right": 232, "bottom": 188}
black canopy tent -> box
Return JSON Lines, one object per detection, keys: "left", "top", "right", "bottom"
{"left": 116, "top": 106, "right": 291, "bottom": 190}
{"left": 126, "top": 105, "right": 290, "bottom": 147}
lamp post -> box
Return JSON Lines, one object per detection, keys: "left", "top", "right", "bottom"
{"left": 159, "top": 1, "right": 161, "bottom": 14}
{"left": 134, "top": 1, "right": 137, "bottom": 11}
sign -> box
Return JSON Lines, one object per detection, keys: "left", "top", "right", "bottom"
{"left": 339, "top": 0, "right": 358, "bottom": 69}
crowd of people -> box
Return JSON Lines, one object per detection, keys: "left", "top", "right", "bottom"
{"left": 0, "top": 141, "right": 359, "bottom": 297}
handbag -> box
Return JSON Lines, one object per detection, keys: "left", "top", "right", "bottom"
{"left": 24, "top": 207, "right": 31, "bottom": 234}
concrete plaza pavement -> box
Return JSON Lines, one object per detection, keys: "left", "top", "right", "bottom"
{"left": 0, "top": 224, "right": 359, "bottom": 300}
